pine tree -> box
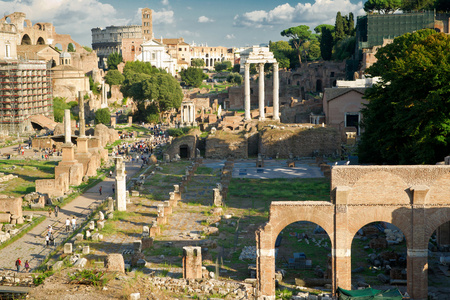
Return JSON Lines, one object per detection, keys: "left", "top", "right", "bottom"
{"left": 347, "top": 13, "right": 355, "bottom": 36}
{"left": 320, "top": 27, "right": 333, "bottom": 60}
{"left": 335, "top": 12, "right": 345, "bottom": 42}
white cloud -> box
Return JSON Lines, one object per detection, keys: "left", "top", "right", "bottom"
{"left": 225, "top": 34, "right": 235, "bottom": 40}
{"left": 153, "top": 10, "right": 175, "bottom": 24}
{"left": 0, "top": 0, "right": 128, "bottom": 45}
{"left": 161, "top": 0, "right": 169, "bottom": 5}
{"left": 234, "top": 0, "right": 364, "bottom": 29}
{"left": 198, "top": 16, "right": 214, "bottom": 23}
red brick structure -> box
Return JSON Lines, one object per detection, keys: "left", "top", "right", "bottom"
{"left": 256, "top": 165, "right": 450, "bottom": 300}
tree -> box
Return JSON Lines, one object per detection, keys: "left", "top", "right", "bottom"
{"left": 281, "top": 25, "right": 312, "bottom": 65}
{"left": 435, "top": 0, "right": 450, "bottom": 12}
{"left": 180, "top": 67, "right": 207, "bottom": 87}
{"left": 191, "top": 58, "right": 205, "bottom": 67}
{"left": 232, "top": 64, "right": 240, "bottom": 73}
{"left": 105, "top": 70, "right": 125, "bottom": 86}
{"left": 269, "top": 40, "right": 295, "bottom": 69}
{"left": 107, "top": 52, "right": 123, "bottom": 70}
{"left": 67, "top": 43, "right": 75, "bottom": 52}
{"left": 335, "top": 12, "right": 346, "bottom": 42}
{"left": 401, "top": 0, "right": 435, "bottom": 11}
{"left": 359, "top": 29, "right": 450, "bottom": 164}
{"left": 347, "top": 13, "right": 355, "bottom": 36}
{"left": 53, "top": 97, "right": 69, "bottom": 123}
{"left": 95, "top": 108, "right": 110, "bottom": 125}
{"left": 214, "top": 61, "right": 232, "bottom": 72}
{"left": 82, "top": 46, "right": 93, "bottom": 52}
{"left": 320, "top": 27, "right": 334, "bottom": 60}
{"left": 364, "top": 0, "right": 402, "bottom": 13}
{"left": 123, "top": 61, "right": 160, "bottom": 76}
{"left": 226, "top": 72, "right": 243, "bottom": 85}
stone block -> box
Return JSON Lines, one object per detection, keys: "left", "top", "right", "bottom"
{"left": 99, "top": 211, "right": 105, "bottom": 220}
{"left": 130, "top": 293, "right": 140, "bottom": 300}
{"left": 105, "top": 254, "right": 125, "bottom": 273}
{"left": 133, "top": 240, "right": 142, "bottom": 253}
{"left": 75, "top": 233, "right": 84, "bottom": 241}
{"left": 82, "top": 246, "right": 90, "bottom": 254}
{"left": 131, "top": 190, "right": 139, "bottom": 197}
{"left": 142, "top": 237, "right": 153, "bottom": 250}
{"left": 92, "top": 233, "right": 103, "bottom": 241}
{"left": 142, "top": 226, "right": 149, "bottom": 237}
{"left": 53, "top": 261, "right": 64, "bottom": 271}
{"left": 97, "top": 220, "right": 105, "bottom": 230}
{"left": 73, "top": 257, "right": 87, "bottom": 268}
{"left": 89, "top": 220, "right": 95, "bottom": 230}
{"left": 64, "top": 243, "right": 73, "bottom": 254}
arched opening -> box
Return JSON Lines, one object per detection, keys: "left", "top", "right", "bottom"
{"left": 427, "top": 216, "right": 450, "bottom": 297}
{"left": 179, "top": 144, "right": 190, "bottom": 158}
{"left": 316, "top": 79, "right": 323, "bottom": 92}
{"left": 5, "top": 17, "right": 11, "bottom": 24}
{"left": 55, "top": 43, "right": 63, "bottom": 52}
{"left": 275, "top": 221, "right": 332, "bottom": 291}
{"left": 351, "top": 222, "right": 407, "bottom": 293}
{"left": 36, "top": 37, "right": 45, "bottom": 45}
{"left": 67, "top": 43, "right": 76, "bottom": 52}
{"left": 21, "top": 34, "right": 32, "bottom": 45}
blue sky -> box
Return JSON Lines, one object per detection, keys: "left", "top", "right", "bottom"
{"left": 0, "top": 0, "right": 365, "bottom": 48}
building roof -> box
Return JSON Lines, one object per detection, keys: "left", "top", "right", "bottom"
{"left": 29, "top": 114, "right": 58, "bottom": 131}
{"left": 324, "top": 87, "right": 366, "bottom": 102}
{"left": 177, "top": 60, "right": 189, "bottom": 65}
{"left": 17, "top": 45, "right": 59, "bottom": 60}
{"left": 50, "top": 65, "right": 80, "bottom": 72}
{"left": 60, "top": 52, "right": 71, "bottom": 58}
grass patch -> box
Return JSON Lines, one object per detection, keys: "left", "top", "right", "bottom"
{"left": 196, "top": 166, "right": 213, "bottom": 175}
{"left": 68, "top": 269, "right": 110, "bottom": 287}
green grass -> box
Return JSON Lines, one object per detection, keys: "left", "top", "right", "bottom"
{"left": 195, "top": 166, "right": 213, "bottom": 175}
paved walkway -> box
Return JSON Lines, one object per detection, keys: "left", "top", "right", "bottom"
{"left": 0, "top": 160, "right": 141, "bottom": 273}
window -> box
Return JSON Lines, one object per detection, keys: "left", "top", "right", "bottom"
{"left": 179, "top": 48, "right": 182, "bottom": 51}
{"left": 152, "top": 53, "right": 156, "bottom": 60}
{"left": 5, "top": 44, "right": 10, "bottom": 58}
{"left": 345, "top": 113, "right": 361, "bottom": 135}
{"left": 330, "top": 72, "right": 335, "bottom": 77}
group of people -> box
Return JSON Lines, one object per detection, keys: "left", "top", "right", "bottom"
{"left": 14, "top": 258, "right": 30, "bottom": 273}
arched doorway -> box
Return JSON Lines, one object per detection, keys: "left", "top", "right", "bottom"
{"left": 179, "top": 144, "right": 190, "bottom": 158}
{"left": 275, "top": 221, "right": 332, "bottom": 292}
{"left": 36, "top": 37, "right": 45, "bottom": 45}
{"left": 55, "top": 43, "right": 63, "bottom": 52}
{"left": 21, "top": 34, "right": 32, "bottom": 45}
{"left": 351, "top": 222, "right": 407, "bottom": 293}
{"left": 316, "top": 79, "right": 323, "bottom": 92}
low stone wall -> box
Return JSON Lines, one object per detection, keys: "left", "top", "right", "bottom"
{"left": 259, "top": 125, "right": 340, "bottom": 158}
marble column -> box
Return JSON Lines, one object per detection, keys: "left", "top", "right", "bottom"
{"left": 64, "top": 109, "right": 71, "bottom": 144}
{"left": 273, "top": 63, "right": 280, "bottom": 121}
{"left": 115, "top": 156, "right": 127, "bottom": 211}
{"left": 78, "top": 91, "right": 85, "bottom": 136}
{"left": 244, "top": 63, "right": 251, "bottom": 121}
{"left": 258, "top": 63, "right": 265, "bottom": 121}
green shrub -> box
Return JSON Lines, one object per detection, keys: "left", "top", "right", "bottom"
{"left": 68, "top": 269, "right": 109, "bottom": 287}
{"left": 95, "top": 108, "right": 110, "bottom": 125}
{"left": 33, "top": 270, "right": 54, "bottom": 286}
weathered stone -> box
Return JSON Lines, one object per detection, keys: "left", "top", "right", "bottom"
{"left": 97, "top": 220, "right": 105, "bottom": 230}
{"left": 105, "top": 254, "right": 125, "bottom": 273}
{"left": 142, "top": 237, "right": 153, "bottom": 250}
{"left": 82, "top": 245, "right": 90, "bottom": 254}
{"left": 75, "top": 233, "right": 84, "bottom": 241}
{"left": 89, "top": 220, "right": 95, "bottom": 230}
{"left": 133, "top": 240, "right": 142, "bottom": 253}
{"left": 130, "top": 293, "right": 140, "bottom": 300}
{"left": 53, "top": 261, "right": 64, "bottom": 271}
{"left": 73, "top": 258, "right": 87, "bottom": 268}
{"left": 64, "top": 243, "right": 73, "bottom": 254}
{"left": 142, "top": 226, "right": 149, "bottom": 237}
{"left": 99, "top": 211, "right": 105, "bottom": 220}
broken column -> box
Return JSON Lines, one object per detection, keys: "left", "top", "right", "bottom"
{"left": 173, "top": 185, "right": 181, "bottom": 201}
{"left": 182, "top": 246, "right": 202, "bottom": 279}
{"left": 149, "top": 220, "right": 160, "bottom": 237}
{"left": 75, "top": 92, "right": 96, "bottom": 177}
{"left": 213, "top": 188, "right": 223, "bottom": 206}
{"left": 156, "top": 204, "right": 166, "bottom": 225}
{"left": 115, "top": 156, "right": 126, "bottom": 211}
{"left": 55, "top": 109, "right": 84, "bottom": 186}
{"left": 163, "top": 201, "right": 172, "bottom": 215}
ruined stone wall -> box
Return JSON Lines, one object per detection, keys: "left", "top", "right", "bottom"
{"left": 259, "top": 126, "right": 340, "bottom": 158}
{"left": 164, "top": 131, "right": 199, "bottom": 160}
{"left": 205, "top": 131, "right": 248, "bottom": 159}
{"left": 0, "top": 196, "right": 22, "bottom": 218}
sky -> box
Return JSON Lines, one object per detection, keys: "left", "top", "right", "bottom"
{"left": 0, "top": 0, "right": 366, "bottom": 48}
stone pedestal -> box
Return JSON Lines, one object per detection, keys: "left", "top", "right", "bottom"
{"left": 182, "top": 246, "right": 202, "bottom": 279}
{"left": 213, "top": 188, "right": 223, "bottom": 206}
{"left": 173, "top": 185, "right": 181, "bottom": 201}
{"left": 55, "top": 143, "right": 83, "bottom": 186}
{"left": 156, "top": 204, "right": 167, "bottom": 225}
{"left": 163, "top": 201, "right": 172, "bottom": 215}
{"left": 115, "top": 157, "right": 127, "bottom": 211}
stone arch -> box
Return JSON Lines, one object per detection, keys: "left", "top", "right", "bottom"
{"left": 68, "top": 42, "right": 76, "bottom": 52}
{"left": 424, "top": 172, "right": 450, "bottom": 205}
{"left": 179, "top": 144, "right": 190, "bottom": 158}
{"left": 55, "top": 43, "right": 63, "bottom": 52}
{"left": 36, "top": 37, "right": 45, "bottom": 45}
{"left": 423, "top": 207, "right": 450, "bottom": 242}
{"left": 5, "top": 17, "right": 11, "bottom": 24}
{"left": 21, "top": 34, "right": 32, "bottom": 45}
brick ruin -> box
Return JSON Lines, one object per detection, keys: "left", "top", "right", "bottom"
{"left": 256, "top": 165, "right": 450, "bottom": 300}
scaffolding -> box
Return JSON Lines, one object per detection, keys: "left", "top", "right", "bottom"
{"left": 0, "top": 59, "right": 53, "bottom": 135}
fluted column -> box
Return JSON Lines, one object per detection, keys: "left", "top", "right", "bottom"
{"left": 273, "top": 62, "right": 280, "bottom": 121}
{"left": 244, "top": 63, "right": 251, "bottom": 121}
{"left": 64, "top": 109, "right": 71, "bottom": 144}
{"left": 258, "top": 63, "right": 265, "bottom": 121}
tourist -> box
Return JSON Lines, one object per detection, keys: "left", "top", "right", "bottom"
{"left": 65, "top": 218, "right": 70, "bottom": 232}
{"left": 99, "top": 186, "right": 102, "bottom": 195}
{"left": 54, "top": 205, "right": 60, "bottom": 217}
{"left": 15, "top": 258, "right": 21, "bottom": 272}
{"left": 112, "top": 183, "right": 115, "bottom": 195}
{"left": 47, "top": 225, "right": 53, "bottom": 237}
{"left": 71, "top": 217, "right": 76, "bottom": 231}
{"left": 45, "top": 235, "right": 49, "bottom": 247}
{"left": 24, "top": 260, "right": 30, "bottom": 272}
{"left": 109, "top": 170, "right": 113, "bottom": 177}
{"left": 48, "top": 207, "right": 52, "bottom": 218}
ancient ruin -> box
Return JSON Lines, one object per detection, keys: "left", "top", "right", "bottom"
{"left": 256, "top": 165, "right": 450, "bottom": 299}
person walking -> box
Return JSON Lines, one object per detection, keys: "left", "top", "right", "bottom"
{"left": 24, "top": 260, "right": 30, "bottom": 273}
{"left": 54, "top": 205, "right": 60, "bottom": 217}
{"left": 112, "top": 183, "right": 115, "bottom": 195}
{"left": 65, "top": 218, "right": 70, "bottom": 232}
{"left": 15, "top": 258, "right": 21, "bottom": 272}
{"left": 48, "top": 207, "right": 52, "bottom": 218}
{"left": 71, "top": 216, "right": 76, "bottom": 231}
{"left": 45, "top": 235, "right": 49, "bottom": 247}
{"left": 99, "top": 186, "right": 102, "bottom": 195}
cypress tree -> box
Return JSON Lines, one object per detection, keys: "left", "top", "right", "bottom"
{"left": 335, "top": 12, "right": 345, "bottom": 42}
{"left": 320, "top": 27, "right": 333, "bottom": 61}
